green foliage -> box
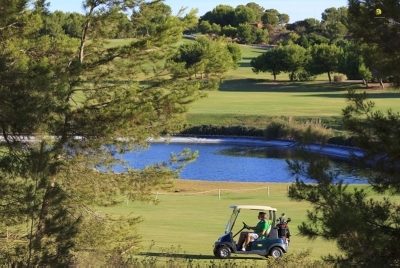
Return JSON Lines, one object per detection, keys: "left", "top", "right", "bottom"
{"left": 251, "top": 44, "right": 310, "bottom": 81}
{"left": 210, "top": 23, "right": 221, "bottom": 35}
{"left": 279, "top": 44, "right": 310, "bottom": 81}
{"left": 278, "top": 13, "right": 290, "bottom": 25}
{"left": 169, "top": 36, "right": 237, "bottom": 80}
{"left": 343, "top": 90, "right": 400, "bottom": 194}
{"left": 221, "top": 24, "right": 238, "bottom": 39}
{"left": 261, "top": 9, "right": 279, "bottom": 26}
{"left": 207, "top": 4, "right": 236, "bottom": 27}
{"left": 264, "top": 117, "right": 331, "bottom": 142}
{"left": 358, "top": 62, "right": 373, "bottom": 86}
{"left": 288, "top": 170, "right": 400, "bottom": 265}
{"left": 347, "top": 0, "right": 400, "bottom": 85}
{"left": 246, "top": 2, "right": 265, "bottom": 22}
{"left": 234, "top": 5, "right": 257, "bottom": 26}
{"left": 281, "top": 32, "right": 300, "bottom": 46}
{"left": 226, "top": 42, "right": 242, "bottom": 68}
{"left": 287, "top": 91, "right": 400, "bottom": 265}
{"left": 338, "top": 41, "right": 368, "bottom": 80}
{"left": 237, "top": 23, "right": 255, "bottom": 43}
{"left": 321, "top": 7, "right": 348, "bottom": 40}
{"left": 286, "top": 18, "right": 321, "bottom": 35}
{"left": 0, "top": 0, "right": 211, "bottom": 265}
{"left": 307, "top": 43, "right": 342, "bottom": 82}
{"left": 251, "top": 48, "right": 284, "bottom": 80}
{"left": 198, "top": 20, "right": 212, "bottom": 34}
{"left": 252, "top": 27, "right": 269, "bottom": 43}
{"left": 180, "top": 125, "right": 264, "bottom": 137}
{"left": 291, "top": 70, "right": 316, "bottom": 82}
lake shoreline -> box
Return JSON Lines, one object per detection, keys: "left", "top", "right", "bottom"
{"left": 149, "top": 136, "right": 364, "bottom": 160}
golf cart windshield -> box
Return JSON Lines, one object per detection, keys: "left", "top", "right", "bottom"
{"left": 225, "top": 208, "right": 240, "bottom": 234}
{"left": 224, "top": 205, "right": 277, "bottom": 234}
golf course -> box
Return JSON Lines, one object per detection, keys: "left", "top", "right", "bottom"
{"left": 98, "top": 40, "right": 400, "bottom": 265}
{"left": 185, "top": 44, "right": 400, "bottom": 128}
{"left": 3, "top": 1, "right": 400, "bottom": 265}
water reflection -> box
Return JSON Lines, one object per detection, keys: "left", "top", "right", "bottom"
{"left": 218, "top": 146, "right": 366, "bottom": 183}
{"left": 120, "top": 143, "right": 366, "bottom": 184}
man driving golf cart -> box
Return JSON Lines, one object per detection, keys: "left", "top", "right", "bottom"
{"left": 237, "top": 212, "right": 270, "bottom": 251}
{"left": 213, "top": 205, "right": 290, "bottom": 259}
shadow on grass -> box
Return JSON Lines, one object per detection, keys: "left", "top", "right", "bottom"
{"left": 239, "top": 62, "right": 252, "bottom": 67}
{"left": 219, "top": 78, "right": 395, "bottom": 96}
{"left": 249, "top": 50, "right": 265, "bottom": 54}
{"left": 138, "top": 252, "right": 263, "bottom": 260}
{"left": 301, "top": 92, "right": 400, "bottom": 99}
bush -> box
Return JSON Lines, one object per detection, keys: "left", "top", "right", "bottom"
{"left": 291, "top": 70, "right": 316, "bottom": 81}
{"left": 264, "top": 119, "right": 291, "bottom": 140}
{"left": 179, "top": 117, "right": 334, "bottom": 144}
{"left": 333, "top": 74, "right": 347, "bottom": 82}
{"left": 264, "top": 117, "right": 332, "bottom": 143}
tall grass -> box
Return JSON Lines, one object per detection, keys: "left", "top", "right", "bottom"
{"left": 264, "top": 117, "right": 332, "bottom": 143}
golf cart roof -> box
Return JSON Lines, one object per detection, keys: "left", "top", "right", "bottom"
{"left": 230, "top": 205, "right": 277, "bottom": 211}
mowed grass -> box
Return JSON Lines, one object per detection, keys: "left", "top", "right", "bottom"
{"left": 96, "top": 180, "right": 399, "bottom": 263}
{"left": 104, "top": 38, "right": 400, "bottom": 125}
{"left": 97, "top": 181, "right": 335, "bottom": 262}
{"left": 185, "top": 44, "right": 400, "bottom": 126}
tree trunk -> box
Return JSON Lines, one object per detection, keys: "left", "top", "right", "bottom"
{"left": 36, "top": 183, "right": 55, "bottom": 242}
{"left": 362, "top": 79, "right": 369, "bottom": 88}
{"left": 379, "top": 79, "right": 384, "bottom": 89}
{"left": 273, "top": 73, "right": 276, "bottom": 81}
{"left": 328, "top": 72, "right": 332, "bottom": 83}
{"left": 290, "top": 72, "right": 294, "bottom": 81}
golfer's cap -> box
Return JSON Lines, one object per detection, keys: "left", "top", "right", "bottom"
{"left": 259, "top": 212, "right": 267, "bottom": 215}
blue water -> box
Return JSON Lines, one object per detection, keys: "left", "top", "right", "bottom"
{"left": 118, "top": 142, "right": 366, "bottom": 184}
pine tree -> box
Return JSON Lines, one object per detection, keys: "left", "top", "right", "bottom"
{"left": 287, "top": 90, "right": 400, "bottom": 265}
{"left": 347, "top": 0, "right": 400, "bottom": 85}
{"left": 0, "top": 0, "right": 207, "bottom": 265}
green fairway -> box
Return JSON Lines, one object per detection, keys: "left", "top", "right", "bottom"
{"left": 95, "top": 180, "right": 398, "bottom": 264}
{"left": 189, "top": 81, "right": 352, "bottom": 117}
{"left": 184, "top": 43, "right": 400, "bottom": 127}
{"left": 97, "top": 182, "right": 337, "bottom": 262}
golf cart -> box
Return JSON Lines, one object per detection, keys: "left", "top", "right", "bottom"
{"left": 213, "top": 205, "right": 291, "bottom": 259}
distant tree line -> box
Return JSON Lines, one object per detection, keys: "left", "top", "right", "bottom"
{"left": 37, "top": 1, "right": 180, "bottom": 39}
{"left": 246, "top": 1, "right": 400, "bottom": 86}
{"left": 250, "top": 42, "right": 373, "bottom": 83}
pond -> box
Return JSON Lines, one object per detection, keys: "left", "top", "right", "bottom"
{"left": 118, "top": 138, "right": 366, "bottom": 184}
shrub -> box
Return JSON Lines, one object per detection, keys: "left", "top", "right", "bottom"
{"left": 333, "top": 74, "right": 347, "bottom": 82}
{"left": 264, "top": 117, "right": 332, "bottom": 143}
{"left": 291, "top": 70, "right": 317, "bottom": 81}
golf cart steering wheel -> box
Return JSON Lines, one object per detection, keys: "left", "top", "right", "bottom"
{"left": 243, "top": 222, "right": 250, "bottom": 230}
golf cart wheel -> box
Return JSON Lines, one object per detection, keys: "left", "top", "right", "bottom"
{"left": 216, "top": 245, "right": 231, "bottom": 259}
{"left": 269, "top": 247, "right": 283, "bottom": 259}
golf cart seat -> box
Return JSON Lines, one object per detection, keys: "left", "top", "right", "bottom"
{"left": 255, "top": 224, "right": 272, "bottom": 241}
{"left": 265, "top": 224, "right": 272, "bottom": 236}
